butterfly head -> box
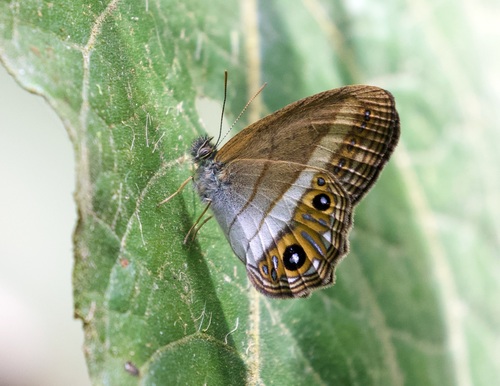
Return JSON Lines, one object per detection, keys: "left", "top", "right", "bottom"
{"left": 191, "top": 136, "right": 225, "bottom": 202}
{"left": 191, "top": 136, "right": 217, "bottom": 165}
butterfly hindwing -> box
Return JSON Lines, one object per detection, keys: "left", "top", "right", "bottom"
{"left": 248, "top": 168, "right": 352, "bottom": 298}
{"left": 207, "top": 160, "right": 352, "bottom": 298}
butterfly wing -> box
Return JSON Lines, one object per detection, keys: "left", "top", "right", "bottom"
{"left": 208, "top": 85, "right": 399, "bottom": 297}
{"left": 216, "top": 85, "right": 400, "bottom": 204}
{"left": 207, "top": 160, "right": 352, "bottom": 298}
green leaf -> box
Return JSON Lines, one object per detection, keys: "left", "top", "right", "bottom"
{"left": 1, "top": 0, "right": 499, "bottom": 385}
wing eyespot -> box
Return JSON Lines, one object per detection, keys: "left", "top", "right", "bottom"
{"left": 283, "top": 244, "right": 307, "bottom": 271}
{"left": 333, "top": 158, "right": 347, "bottom": 175}
{"left": 358, "top": 121, "right": 367, "bottom": 133}
{"left": 346, "top": 138, "right": 357, "bottom": 152}
{"left": 259, "top": 261, "right": 279, "bottom": 282}
{"left": 270, "top": 268, "right": 278, "bottom": 282}
{"left": 312, "top": 193, "right": 331, "bottom": 211}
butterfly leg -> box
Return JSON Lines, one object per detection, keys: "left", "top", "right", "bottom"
{"left": 158, "top": 176, "right": 193, "bottom": 206}
{"left": 183, "top": 201, "right": 213, "bottom": 245}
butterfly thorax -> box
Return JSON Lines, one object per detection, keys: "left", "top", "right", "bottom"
{"left": 191, "top": 136, "right": 227, "bottom": 202}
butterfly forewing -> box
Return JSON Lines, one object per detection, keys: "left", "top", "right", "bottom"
{"left": 216, "top": 85, "right": 400, "bottom": 204}
{"left": 317, "top": 87, "right": 400, "bottom": 203}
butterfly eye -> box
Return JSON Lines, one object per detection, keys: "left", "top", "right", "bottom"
{"left": 198, "top": 147, "right": 212, "bottom": 158}
{"left": 191, "top": 136, "right": 216, "bottom": 161}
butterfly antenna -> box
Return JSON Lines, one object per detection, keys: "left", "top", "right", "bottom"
{"left": 214, "top": 71, "right": 229, "bottom": 148}
{"left": 215, "top": 74, "right": 267, "bottom": 147}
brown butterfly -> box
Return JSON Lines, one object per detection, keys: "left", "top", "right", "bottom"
{"left": 174, "top": 85, "right": 399, "bottom": 298}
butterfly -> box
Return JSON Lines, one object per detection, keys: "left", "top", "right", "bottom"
{"left": 173, "top": 84, "right": 399, "bottom": 298}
